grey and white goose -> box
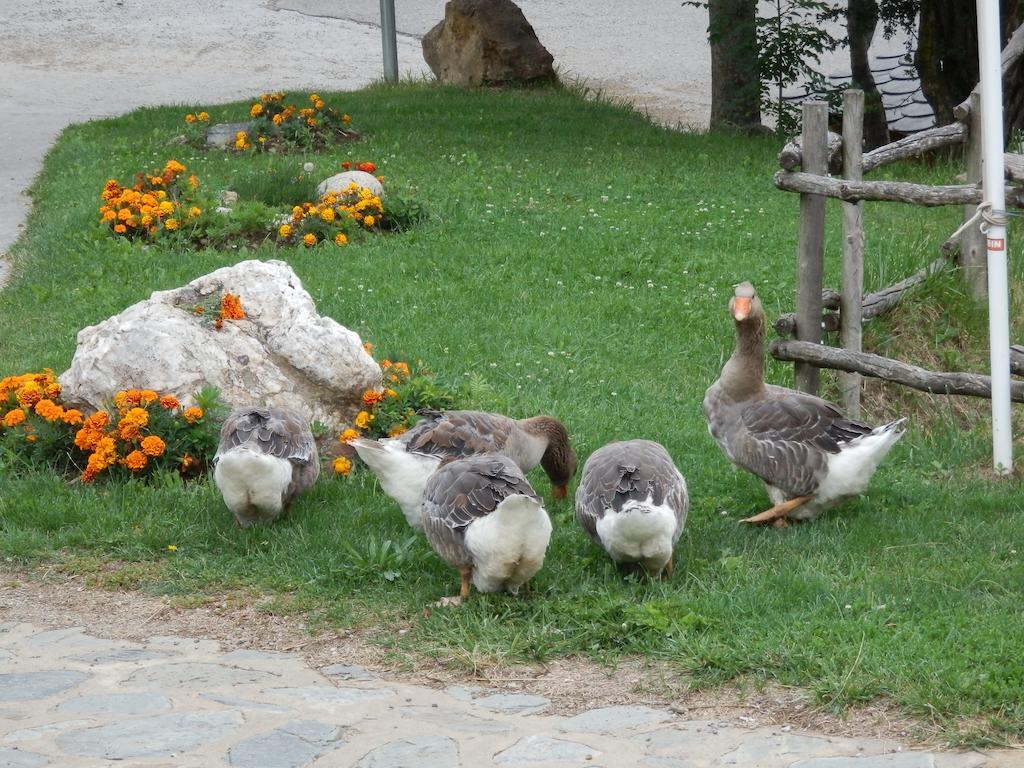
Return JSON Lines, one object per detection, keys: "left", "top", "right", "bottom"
{"left": 575, "top": 440, "right": 688, "bottom": 577}
{"left": 212, "top": 406, "right": 320, "bottom": 527}
{"left": 422, "top": 454, "right": 552, "bottom": 604}
{"left": 351, "top": 409, "right": 577, "bottom": 530}
{"left": 703, "top": 281, "right": 905, "bottom": 524}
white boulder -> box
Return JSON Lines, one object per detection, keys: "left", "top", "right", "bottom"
{"left": 316, "top": 170, "right": 383, "bottom": 199}
{"left": 59, "top": 259, "right": 381, "bottom": 433}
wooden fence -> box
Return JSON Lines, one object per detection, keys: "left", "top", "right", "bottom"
{"left": 771, "top": 57, "right": 1024, "bottom": 416}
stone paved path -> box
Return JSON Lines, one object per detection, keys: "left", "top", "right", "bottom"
{"left": 1, "top": 621, "right": 1016, "bottom": 768}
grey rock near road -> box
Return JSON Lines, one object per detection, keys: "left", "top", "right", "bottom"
{"left": 0, "top": 621, "right": 1008, "bottom": 768}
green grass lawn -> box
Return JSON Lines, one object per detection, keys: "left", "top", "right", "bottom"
{"left": 2, "top": 82, "right": 1024, "bottom": 744}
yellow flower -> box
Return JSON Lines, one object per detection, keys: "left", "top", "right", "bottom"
{"left": 309, "top": 93, "right": 320, "bottom": 104}
{"left": 314, "top": 99, "right": 325, "bottom": 110}
{"left": 198, "top": 112, "right": 209, "bottom": 121}
{"left": 278, "top": 224, "right": 293, "bottom": 238}
{"left": 354, "top": 410, "right": 374, "bottom": 430}
{"left": 363, "top": 215, "right": 376, "bottom": 227}
{"left": 164, "top": 160, "right": 186, "bottom": 174}
{"left": 183, "top": 407, "right": 204, "bottom": 423}
{"left": 185, "top": 113, "right": 196, "bottom": 123}
{"left": 333, "top": 456, "right": 353, "bottom": 475}
{"left": 319, "top": 207, "right": 335, "bottom": 222}
{"left": 334, "top": 233, "right": 348, "bottom": 246}
{"left": 164, "top": 218, "right": 179, "bottom": 231}
{"left": 272, "top": 114, "right": 284, "bottom": 126}
{"left": 3, "top": 409, "right": 26, "bottom": 428}
{"left": 141, "top": 435, "right": 166, "bottom": 457}
{"left": 342, "top": 114, "right": 352, "bottom": 124}
{"left": 303, "top": 233, "right": 317, "bottom": 247}
{"left": 250, "top": 103, "right": 264, "bottom": 117}
{"left": 188, "top": 206, "right": 202, "bottom": 218}
{"left": 167, "top": 544, "right": 178, "bottom": 552}
{"left": 339, "top": 428, "right": 360, "bottom": 443}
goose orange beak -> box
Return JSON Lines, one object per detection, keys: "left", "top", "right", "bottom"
{"left": 732, "top": 296, "right": 752, "bottom": 321}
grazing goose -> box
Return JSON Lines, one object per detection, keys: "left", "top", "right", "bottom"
{"left": 351, "top": 409, "right": 577, "bottom": 530}
{"left": 422, "top": 454, "right": 552, "bottom": 604}
{"left": 575, "top": 440, "right": 688, "bottom": 577}
{"left": 213, "top": 406, "right": 320, "bottom": 527}
{"left": 703, "top": 281, "right": 906, "bottom": 524}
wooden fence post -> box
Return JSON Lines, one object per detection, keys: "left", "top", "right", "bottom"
{"left": 795, "top": 101, "right": 828, "bottom": 395}
{"left": 840, "top": 90, "right": 865, "bottom": 418}
{"left": 962, "top": 90, "right": 988, "bottom": 299}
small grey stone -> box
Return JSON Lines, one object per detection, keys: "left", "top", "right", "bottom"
{"left": 472, "top": 693, "right": 551, "bottom": 715}
{"left": 444, "top": 684, "right": 485, "bottom": 702}
{"left": 56, "top": 710, "right": 244, "bottom": 759}
{"left": 0, "top": 746, "right": 49, "bottom": 767}
{"left": 228, "top": 719, "right": 343, "bottom": 768}
{"left": 356, "top": 735, "right": 459, "bottom": 768}
{"left": 321, "top": 664, "right": 376, "bottom": 681}
{"left": 0, "top": 671, "right": 88, "bottom": 702}
{"left": 126, "top": 662, "right": 278, "bottom": 688}
{"left": 791, "top": 754, "right": 936, "bottom": 768}
{"left": 202, "top": 693, "right": 289, "bottom": 712}
{"left": 4, "top": 720, "right": 92, "bottom": 744}
{"left": 221, "top": 649, "right": 298, "bottom": 663}
{"left": 206, "top": 121, "right": 255, "bottom": 148}
{"left": 400, "top": 706, "right": 513, "bottom": 734}
{"left": 268, "top": 686, "right": 394, "bottom": 706}
{"left": 68, "top": 648, "right": 169, "bottom": 665}
{"left": 57, "top": 692, "right": 171, "bottom": 716}
{"left": 494, "top": 735, "right": 600, "bottom": 764}
{"left": 27, "top": 628, "right": 110, "bottom": 650}
{"left": 718, "top": 734, "right": 835, "bottom": 764}
{"left": 559, "top": 706, "right": 673, "bottom": 734}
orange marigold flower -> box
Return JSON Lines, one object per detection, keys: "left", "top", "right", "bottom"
{"left": 84, "top": 411, "right": 110, "bottom": 430}
{"left": 189, "top": 206, "right": 202, "bottom": 218}
{"left": 363, "top": 215, "right": 376, "bottom": 228}
{"left": 62, "top": 409, "right": 84, "bottom": 426}
{"left": 354, "top": 410, "right": 374, "bottom": 430}
{"left": 334, "top": 233, "right": 348, "bottom": 246}
{"left": 341, "top": 161, "right": 352, "bottom": 170}
{"left": 197, "top": 111, "right": 210, "bottom": 121}
{"left": 185, "top": 113, "right": 197, "bottom": 123}
{"left": 164, "top": 160, "right": 186, "bottom": 174}
{"left": 183, "top": 407, "right": 204, "bottom": 423}
{"left": 332, "top": 456, "right": 353, "bottom": 475}
{"left": 123, "top": 450, "right": 148, "bottom": 471}
{"left": 278, "top": 224, "right": 293, "bottom": 238}
{"left": 272, "top": 114, "right": 284, "bottom": 126}
{"left": 3, "top": 409, "right": 26, "bottom": 428}
{"left": 250, "top": 103, "right": 264, "bottom": 117}
{"left": 141, "top": 435, "right": 166, "bottom": 457}
{"left": 188, "top": 175, "right": 200, "bottom": 188}
{"left": 341, "top": 114, "right": 352, "bottom": 124}
{"left": 119, "top": 422, "right": 142, "bottom": 441}
{"left": 339, "top": 428, "right": 360, "bottom": 444}
{"left": 123, "top": 407, "right": 149, "bottom": 427}
{"left": 16, "top": 382, "right": 44, "bottom": 408}
{"left": 362, "top": 389, "right": 385, "bottom": 407}
{"left": 320, "top": 207, "right": 335, "bottom": 222}
{"left": 357, "top": 161, "right": 377, "bottom": 173}
{"left": 34, "top": 399, "right": 64, "bottom": 422}
{"left": 303, "top": 233, "right": 317, "bottom": 247}
{"left": 387, "top": 424, "right": 408, "bottom": 438}
{"left": 362, "top": 341, "right": 373, "bottom": 354}
{"left": 180, "top": 453, "right": 200, "bottom": 473}
{"left": 159, "top": 395, "right": 180, "bottom": 410}
{"left": 164, "top": 218, "right": 179, "bottom": 231}
{"left": 385, "top": 388, "right": 398, "bottom": 399}
{"left": 392, "top": 361, "right": 411, "bottom": 378}
{"left": 74, "top": 427, "right": 102, "bottom": 451}
{"left": 139, "top": 390, "right": 158, "bottom": 405}
{"left": 220, "top": 293, "right": 245, "bottom": 321}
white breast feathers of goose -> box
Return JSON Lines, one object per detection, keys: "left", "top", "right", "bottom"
{"left": 421, "top": 454, "right": 552, "bottom": 606}
{"left": 702, "top": 281, "right": 906, "bottom": 524}
{"left": 351, "top": 408, "right": 576, "bottom": 531}
{"left": 212, "top": 406, "right": 320, "bottom": 528}
{"left": 575, "top": 439, "right": 688, "bottom": 577}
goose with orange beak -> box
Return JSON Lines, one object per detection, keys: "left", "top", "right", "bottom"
{"left": 703, "top": 281, "right": 906, "bottom": 524}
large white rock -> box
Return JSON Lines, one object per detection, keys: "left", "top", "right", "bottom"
{"left": 59, "top": 259, "right": 381, "bottom": 432}
{"left": 315, "top": 170, "right": 383, "bottom": 199}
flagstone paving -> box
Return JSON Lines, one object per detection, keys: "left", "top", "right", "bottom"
{"left": 1, "top": 622, "right": 1017, "bottom": 767}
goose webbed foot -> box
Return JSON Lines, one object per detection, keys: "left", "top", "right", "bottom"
{"left": 741, "top": 495, "right": 811, "bottom": 525}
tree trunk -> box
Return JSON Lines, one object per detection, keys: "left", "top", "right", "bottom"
{"left": 847, "top": 0, "right": 889, "bottom": 148}
{"left": 709, "top": 0, "right": 761, "bottom": 130}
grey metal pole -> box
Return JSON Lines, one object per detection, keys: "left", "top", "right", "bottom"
{"left": 380, "top": 0, "right": 398, "bottom": 83}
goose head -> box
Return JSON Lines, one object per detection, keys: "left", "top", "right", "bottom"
{"left": 526, "top": 416, "right": 578, "bottom": 499}
{"left": 719, "top": 281, "right": 767, "bottom": 398}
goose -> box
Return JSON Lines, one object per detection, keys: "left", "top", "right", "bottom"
{"left": 351, "top": 409, "right": 577, "bottom": 530}
{"left": 212, "top": 406, "right": 320, "bottom": 527}
{"left": 575, "top": 439, "right": 688, "bottom": 577}
{"left": 703, "top": 281, "right": 906, "bottom": 524}
{"left": 422, "top": 454, "right": 552, "bottom": 604}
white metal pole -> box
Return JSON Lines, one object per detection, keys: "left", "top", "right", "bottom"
{"left": 977, "top": 0, "right": 1013, "bottom": 473}
{"left": 380, "top": 0, "right": 399, "bottom": 83}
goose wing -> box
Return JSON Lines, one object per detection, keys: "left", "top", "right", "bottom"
{"left": 400, "top": 409, "right": 515, "bottom": 460}
{"left": 736, "top": 391, "right": 873, "bottom": 496}
{"left": 422, "top": 455, "right": 539, "bottom": 568}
